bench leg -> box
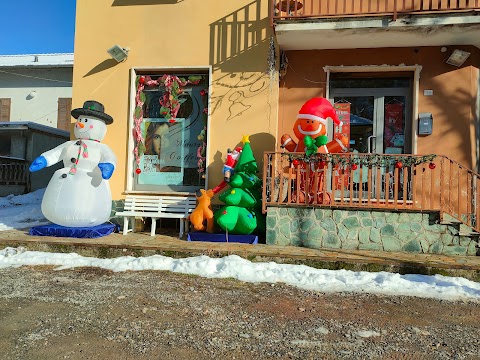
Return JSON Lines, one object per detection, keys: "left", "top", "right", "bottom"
{"left": 151, "top": 218, "right": 157, "bottom": 236}
{"left": 130, "top": 217, "right": 135, "bottom": 234}
{"left": 123, "top": 217, "right": 129, "bottom": 235}
{"left": 179, "top": 219, "right": 184, "bottom": 239}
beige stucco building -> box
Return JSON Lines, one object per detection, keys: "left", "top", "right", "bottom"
{"left": 72, "top": 1, "right": 479, "bottom": 203}
{"left": 72, "top": 1, "right": 277, "bottom": 201}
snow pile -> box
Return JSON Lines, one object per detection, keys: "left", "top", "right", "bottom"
{"left": 0, "top": 190, "right": 479, "bottom": 303}
{"left": 1, "top": 247, "right": 479, "bottom": 302}
{"left": 0, "top": 188, "right": 48, "bottom": 230}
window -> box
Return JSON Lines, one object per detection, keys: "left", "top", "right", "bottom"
{"left": 132, "top": 72, "right": 209, "bottom": 192}
{"left": 0, "top": 135, "right": 11, "bottom": 156}
{"left": 0, "top": 98, "right": 11, "bottom": 122}
{"left": 57, "top": 98, "right": 72, "bottom": 131}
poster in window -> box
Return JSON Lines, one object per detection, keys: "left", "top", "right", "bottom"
{"left": 384, "top": 103, "right": 404, "bottom": 153}
{"left": 334, "top": 102, "right": 351, "bottom": 141}
{"left": 334, "top": 102, "right": 351, "bottom": 190}
{"left": 140, "top": 86, "right": 205, "bottom": 188}
{"left": 138, "top": 119, "right": 184, "bottom": 185}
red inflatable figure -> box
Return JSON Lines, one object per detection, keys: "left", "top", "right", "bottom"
{"left": 280, "top": 97, "right": 349, "bottom": 154}
{"left": 280, "top": 98, "right": 350, "bottom": 204}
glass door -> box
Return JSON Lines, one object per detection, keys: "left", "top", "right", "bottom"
{"left": 329, "top": 89, "right": 411, "bottom": 155}
{"left": 329, "top": 83, "right": 412, "bottom": 201}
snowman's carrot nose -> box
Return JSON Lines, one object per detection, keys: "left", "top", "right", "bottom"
{"left": 77, "top": 122, "right": 85, "bottom": 129}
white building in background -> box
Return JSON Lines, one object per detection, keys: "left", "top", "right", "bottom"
{"left": 0, "top": 53, "right": 73, "bottom": 131}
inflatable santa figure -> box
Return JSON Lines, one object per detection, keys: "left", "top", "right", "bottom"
{"left": 223, "top": 146, "right": 242, "bottom": 182}
{"left": 280, "top": 97, "right": 349, "bottom": 154}
{"left": 29, "top": 100, "right": 117, "bottom": 227}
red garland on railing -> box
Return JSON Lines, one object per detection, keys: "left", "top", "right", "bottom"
{"left": 285, "top": 153, "right": 437, "bottom": 169}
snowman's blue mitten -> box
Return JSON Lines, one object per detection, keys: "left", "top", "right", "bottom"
{"left": 98, "top": 163, "right": 115, "bottom": 180}
{"left": 29, "top": 156, "right": 47, "bottom": 172}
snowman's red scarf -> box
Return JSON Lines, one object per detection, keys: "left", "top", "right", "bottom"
{"left": 69, "top": 139, "right": 100, "bottom": 175}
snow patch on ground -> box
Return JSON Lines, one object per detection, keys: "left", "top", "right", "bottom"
{"left": 0, "top": 189, "right": 48, "bottom": 230}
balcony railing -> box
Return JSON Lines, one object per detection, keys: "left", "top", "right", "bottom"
{"left": 271, "top": 0, "right": 480, "bottom": 24}
{"left": 0, "top": 156, "right": 28, "bottom": 186}
{"left": 263, "top": 152, "right": 480, "bottom": 233}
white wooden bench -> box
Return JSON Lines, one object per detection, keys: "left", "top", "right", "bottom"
{"left": 115, "top": 195, "right": 196, "bottom": 237}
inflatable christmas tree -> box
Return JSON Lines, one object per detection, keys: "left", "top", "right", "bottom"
{"left": 215, "top": 135, "right": 265, "bottom": 234}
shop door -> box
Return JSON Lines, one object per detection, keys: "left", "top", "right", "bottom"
{"left": 329, "top": 86, "right": 411, "bottom": 201}
{"left": 329, "top": 88, "right": 411, "bottom": 155}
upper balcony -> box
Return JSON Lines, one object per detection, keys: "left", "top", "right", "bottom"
{"left": 270, "top": 0, "right": 480, "bottom": 50}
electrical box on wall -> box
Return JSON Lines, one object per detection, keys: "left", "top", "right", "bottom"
{"left": 418, "top": 113, "right": 433, "bottom": 135}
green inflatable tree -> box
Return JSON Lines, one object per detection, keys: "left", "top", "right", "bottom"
{"left": 215, "top": 135, "right": 265, "bottom": 235}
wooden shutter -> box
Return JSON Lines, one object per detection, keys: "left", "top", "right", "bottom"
{"left": 0, "top": 98, "right": 11, "bottom": 122}
{"left": 57, "top": 98, "right": 72, "bottom": 131}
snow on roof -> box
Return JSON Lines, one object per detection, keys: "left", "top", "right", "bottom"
{"left": 0, "top": 53, "right": 74, "bottom": 68}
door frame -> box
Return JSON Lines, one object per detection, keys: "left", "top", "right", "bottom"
{"left": 329, "top": 87, "right": 412, "bottom": 154}
{"left": 324, "top": 65, "right": 422, "bottom": 154}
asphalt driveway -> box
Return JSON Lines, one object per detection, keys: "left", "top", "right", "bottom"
{"left": 0, "top": 266, "right": 479, "bottom": 360}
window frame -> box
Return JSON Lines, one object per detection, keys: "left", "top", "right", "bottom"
{"left": 57, "top": 97, "right": 72, "bottom": 131}
{"left": 126, "top": 66, "right": 212, "bottom": 194}
{"left": 0, "top": 98, "right": 11, "bottom": 122}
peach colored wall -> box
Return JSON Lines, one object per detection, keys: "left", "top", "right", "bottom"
{"left": 279, "top": 46, "right": 479, "bottom": 169}
{"left": 72, "top": 0, "right": 278, "bottom": 200}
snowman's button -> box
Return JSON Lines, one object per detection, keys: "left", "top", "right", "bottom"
{"left": 71, "top": 158, "right": 76, "bottom": 163}
{"left": 76, "top": 141, "right": 81, "bottom": 145}
{"left": 61, "top": 174, "right": 67, "bottom": 178}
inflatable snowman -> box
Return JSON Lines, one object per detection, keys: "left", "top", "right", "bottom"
{"left": 29, "top": 100, "right": 117, "bottom": 227}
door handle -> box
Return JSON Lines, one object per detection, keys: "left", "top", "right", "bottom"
{"left": 367, "top": 135, "right": 376, "bottom": 153}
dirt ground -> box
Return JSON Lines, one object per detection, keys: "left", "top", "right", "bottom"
{"left": 0, "top": 266, "right": 479, "bottom": 360}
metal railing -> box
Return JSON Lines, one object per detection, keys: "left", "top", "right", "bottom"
{"left": 270, "top": 0, "right": 480, "bottom": 24}
{"left": 0, "top": 157, "right": 28, "bottom": 186}
{"left": 263, "top": 152, "right": 480, "bottom": 233}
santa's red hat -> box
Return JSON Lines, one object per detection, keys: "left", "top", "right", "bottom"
{"left": 297, "top": 98, "right": 343, "bottom": 127}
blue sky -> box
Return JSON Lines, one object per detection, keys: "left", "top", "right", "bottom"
{"left": 0, "top": 0, "right": 76, "bottom": 55}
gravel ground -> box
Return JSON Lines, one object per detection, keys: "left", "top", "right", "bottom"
{"left": 0, "top": 266, "right": 479, "bottom": 360}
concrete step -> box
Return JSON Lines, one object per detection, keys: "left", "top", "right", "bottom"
{"left": 440, "top": 220, "right": 461, "bottom": 226}
{"left": 440, "top": 213, "right": 462, "bottom": 227}
{"left": 458, "top": 231, "right": 480, "bottom": 238}
{"left": 441, "top": 213, "right": 479, "bottom": 239}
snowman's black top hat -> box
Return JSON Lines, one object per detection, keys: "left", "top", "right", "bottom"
{"left": 71, "top": 100, "right": 113, "bottom": 124}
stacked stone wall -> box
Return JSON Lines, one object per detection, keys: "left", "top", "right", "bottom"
{"left": 266, "top": 207, "right": 477, "bottom": 256}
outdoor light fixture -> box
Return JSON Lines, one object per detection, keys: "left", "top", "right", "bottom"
{"left": 107, "top": 45, "right": 130, "bottom": 63}
{"left": 446, "top": 49, "right": 470, "bottom": 67}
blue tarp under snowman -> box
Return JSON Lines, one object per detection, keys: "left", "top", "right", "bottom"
{"left": 29, "top": 100, "right": 117, "bottom": 238}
